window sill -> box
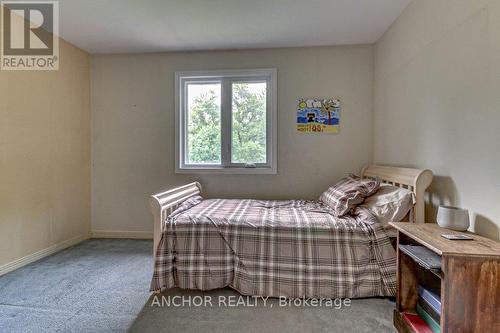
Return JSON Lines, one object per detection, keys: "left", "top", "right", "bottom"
{"left": 175, "top": 167, "right": 277, "bottom": 175}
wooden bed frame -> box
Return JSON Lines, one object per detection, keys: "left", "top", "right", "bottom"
{"left": 150, "top": 165, "right": 433, "bottom": 253}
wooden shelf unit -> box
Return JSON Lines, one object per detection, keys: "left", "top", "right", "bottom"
{"left": 390, "top": 222, "right": 500, "bottom": 333}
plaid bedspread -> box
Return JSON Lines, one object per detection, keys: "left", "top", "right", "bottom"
{"left": 150, "top": 196, "right": 396, "bottom": 298}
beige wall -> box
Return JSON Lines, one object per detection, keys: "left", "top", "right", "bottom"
{"left": 91, "top": 45, "right": 374, "bottom": 233}
{"left": 0, "top": 38, "right": 91, "bottom": 266}
{"left": 374, "top": 0, "right": 500, "bottom": 239}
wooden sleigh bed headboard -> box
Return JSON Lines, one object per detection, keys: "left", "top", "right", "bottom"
{"left": 150, "top": 165, "right": 433, "bottom": 252}
{"left": 361, "top": 165, "right": 433, "bottom": 224}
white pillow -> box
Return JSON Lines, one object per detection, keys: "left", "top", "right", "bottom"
{"left": 359, "top": 185, "right": 415, "bottom": 225}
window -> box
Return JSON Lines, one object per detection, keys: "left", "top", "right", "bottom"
{"left": 175, "top": 69, "right": 277, "bottom": 174}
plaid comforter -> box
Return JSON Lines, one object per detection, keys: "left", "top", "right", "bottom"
{"left": 150, "top": 196, "right": 396, "bottom": 298}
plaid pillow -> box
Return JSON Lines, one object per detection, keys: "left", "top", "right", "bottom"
{"left": 319, "top": 174, "right": 380, "bottom": 216}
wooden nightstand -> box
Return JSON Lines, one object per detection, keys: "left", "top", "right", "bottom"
{"left": 389, "top": 222, "right": 500, "bottom": 333}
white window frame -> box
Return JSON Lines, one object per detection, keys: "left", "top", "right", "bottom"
{"left": 175, "top": 68, "right": 277, "bottom": 174}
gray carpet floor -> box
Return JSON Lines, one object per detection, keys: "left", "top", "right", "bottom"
{"left": 0, "top": 239, "right": 396, "bottom": 333}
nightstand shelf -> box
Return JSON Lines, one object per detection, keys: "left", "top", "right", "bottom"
{"left": 389, "top": 222, "right": 500, "bottom": 333}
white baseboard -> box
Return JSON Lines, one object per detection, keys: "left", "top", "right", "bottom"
{"left": 91, "top": 230, "right": 153, "bottom": 239}
{"left": 0, "top": 233, "right": 90, "bottom": 276}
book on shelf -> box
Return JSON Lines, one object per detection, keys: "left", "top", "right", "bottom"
{"left": 418, "top": 285, "right": 441, "bottom": 316}
{"left": 402, "top": 312, "right": 434, "bottom": 333}
{"left": 417, "top": 303, "right": 441, "bottom": 333}
{"left": 418, "top": 298, "right": 440, "bottom": 323}
{"left": 399, "top": 244, "right": 441, "bottom": 270}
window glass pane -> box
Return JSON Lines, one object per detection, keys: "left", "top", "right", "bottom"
{"left": 231, "top": 82, "right": 267, "bottom": 164}
{"left": 187, "top": 82, "right": 221, "bottom": 164}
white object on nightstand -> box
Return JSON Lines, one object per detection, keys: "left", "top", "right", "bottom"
{"left": 436, "top": 205, "right": 470, "bottom": 231}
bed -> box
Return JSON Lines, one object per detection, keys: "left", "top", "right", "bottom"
{"left": 149, "top": 165, "right": 433, "bottom": 298}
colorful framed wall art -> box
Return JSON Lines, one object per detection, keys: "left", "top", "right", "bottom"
{"left": 296, "top": 98, "right": 341, "bottom": 133}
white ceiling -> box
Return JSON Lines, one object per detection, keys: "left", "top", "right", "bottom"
{"left": 58, "top": 0, "right": 411, "bottom": 54}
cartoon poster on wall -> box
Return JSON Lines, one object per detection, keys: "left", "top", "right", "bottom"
{"left": 297, "top": 98, "right": 341, "bottom": 133}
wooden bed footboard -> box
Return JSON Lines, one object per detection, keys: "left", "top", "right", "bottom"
{"left": 149, "top": 182, "right": 202, "bottom": 254}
